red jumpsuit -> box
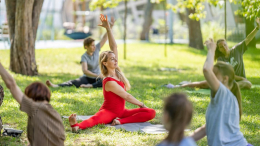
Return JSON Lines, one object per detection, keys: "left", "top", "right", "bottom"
{"left": 77, "top": 77, "right": 156, "bottom": 129}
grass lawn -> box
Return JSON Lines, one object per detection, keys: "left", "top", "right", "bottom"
{"left": 0, "top": 43, "right": 260, "bottom": 146}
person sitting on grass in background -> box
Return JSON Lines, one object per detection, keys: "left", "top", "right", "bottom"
{"left": 68, "top": 14, "right": 156, "bottom": 132}
{"left": 157, "top": 93, "right": 197, "bottom": 146}
{"left": 0, "top": 62, "right": 65, "bottom": 146}
{"left": 46, "top": 17, "right": 115, "bottom": 89}
{"left": 174, "top": 17, "right": 260, "bottom": 90}
{"left": 190, "top": 39, "right": 252, "bottom": 146}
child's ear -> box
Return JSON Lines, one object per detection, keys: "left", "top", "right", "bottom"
{"left": 224, "top": 75, "right": 229, "bottom": 84}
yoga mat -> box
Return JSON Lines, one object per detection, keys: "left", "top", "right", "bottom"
{"left": 186, "top": 89, "right": 211, "bottom": 95}
{"left": 62, "top": 115, "right": 167, "bottom": 134}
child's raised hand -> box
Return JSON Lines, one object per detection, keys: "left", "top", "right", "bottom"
{"left": 98, "top": 14, "right": 110, "bottom": 29}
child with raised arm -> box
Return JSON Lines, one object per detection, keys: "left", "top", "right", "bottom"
{"left": 190, "top": 39, "right": 252, "bottom": 146}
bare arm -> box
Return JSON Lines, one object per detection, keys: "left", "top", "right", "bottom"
{"left": 99, "top": 33, "right": 108, "bottom": 49}
{"left": 105, "top": 81, "right": 146, "bottom": 107}
{"left": 0, "top": 63, "right": 23, "bottom": 104}
{"left": 82, "top": 62, "right": 99, "bottom": 78}
{"left": 98, "top": 15, "right": 118, "bottom": 61}
{"left": 244, "top": 17, "right": 260, "bottom": 46}
{"left": 99, "top": 17, "right": 115, "bottom": 49}
{"left": 203, "top": 39, "right": 220, "bottom": 93}
{"left": 190, "top": 125, "right": 206, "bottom": 141}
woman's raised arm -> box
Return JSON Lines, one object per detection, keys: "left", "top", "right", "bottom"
{"left": 98, "top": 14, "right": 118, "bottom": 61}
{"left": 244, "top": 17, "right": 260, "bottom": 46}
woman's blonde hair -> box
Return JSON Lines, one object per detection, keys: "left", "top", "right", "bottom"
{"left": 214, "top": 61, "right": 242, "bottom": 120}
{"left": 99, "top": 51, "right": 131, "bottom": 90}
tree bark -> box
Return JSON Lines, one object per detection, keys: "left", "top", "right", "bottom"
{"left": 245, "top": 18, "right": 256, "bottom": 48}
{"left": 186, "top": 9, "right": 204, "bottom": 50}
{"left": 5, "top": 0, "right": 44, "bottom": 75}
{"left": 140, "top": 0, "right": 154, "bottom": 40}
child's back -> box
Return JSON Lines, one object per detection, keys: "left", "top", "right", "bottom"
{"left": 206, "top": 82, "right": 247, "bottom": 146}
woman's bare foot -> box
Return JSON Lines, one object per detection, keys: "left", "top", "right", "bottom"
{"left": 69, "top": 114, "right": 79, "bottom": 132}
{"left": 80, "top": 84, "right": 93, "bottom": 88}
{"left": 46, "top": 80, "right": 59, "bottom": 88}
{"left": 111, "top": 119, "right": 121, "bottom": 126}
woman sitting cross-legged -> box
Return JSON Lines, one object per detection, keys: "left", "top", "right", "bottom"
{"left": 177, "top": 17, "right": 260, "bottom": 90}
{"left": 0, "top": 63, "right": 65, "bottom": 146}
{"left": 69, "top": 14, "right": 156, "bottom": 132}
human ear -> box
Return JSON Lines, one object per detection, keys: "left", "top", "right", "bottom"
{"left": 224, "top": 76, "right": 229, "bottom": 84}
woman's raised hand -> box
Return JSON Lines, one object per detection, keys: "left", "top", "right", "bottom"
{"left": 98, "top": 14, "right": 110, "bottom": 29}
{"left": 204, "top": 38, "right": 216, "bottom": 51}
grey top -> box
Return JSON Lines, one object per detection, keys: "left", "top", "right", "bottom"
{"left": 206, "top": 82, "right": 247, "bottom": 146}
{"left": 157, "top": 137, "right": 197, "bottom": 146}
{"left": 218, "top": 41, "right": 247, "bottom": 78}
{"left": 80, "top": 43, "right": 101, "bottom": 79}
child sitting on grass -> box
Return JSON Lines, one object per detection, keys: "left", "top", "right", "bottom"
{"left": 157, "top": 93, "right": 197, "bottom": 146}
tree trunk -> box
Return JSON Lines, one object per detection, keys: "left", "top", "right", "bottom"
{"left": 245, "top": 18, "right": 256, "bottom": 48}
{"left": 5, "top": 0, "right": 44, "bottom": 75}
{"left": 140, "top": 0, "right": 154, "bottom": 40}
{"left": 186, "top": 9, "right": 204, "bottom": 50}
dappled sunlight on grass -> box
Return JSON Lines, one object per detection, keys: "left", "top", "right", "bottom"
{"left": 0, "top": 43, "right": 260, "bottom": 145}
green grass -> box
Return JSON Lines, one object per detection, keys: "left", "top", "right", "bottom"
{"left": 0, "top": 43, "right": 260, "bottom": 145}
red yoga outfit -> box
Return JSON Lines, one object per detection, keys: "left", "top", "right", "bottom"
{"left": 77, "top": 77, "right": 156, "bottom": 129}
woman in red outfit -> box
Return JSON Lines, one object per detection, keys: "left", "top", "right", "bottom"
{"left": 69, "top": 14, "right": 156, "bottom": 132}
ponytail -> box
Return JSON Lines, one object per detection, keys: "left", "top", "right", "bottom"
{"left": 231, "top": 81, "right": 242, "bottom": 120}
{"left": 164, "top": 93, "right": 193, "bottom": 143}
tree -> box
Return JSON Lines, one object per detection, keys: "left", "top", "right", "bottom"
{"left": 169, "top": 0, "right": 219, "bottom": 50}
{"left": 140, "top": 0, "right": 155, "bottom": 40}
{"left": 5, "top": 0, "right": 44, "bottom": 75}
{"left": 186, "top": 8, "right": 204, "bottom": 50}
